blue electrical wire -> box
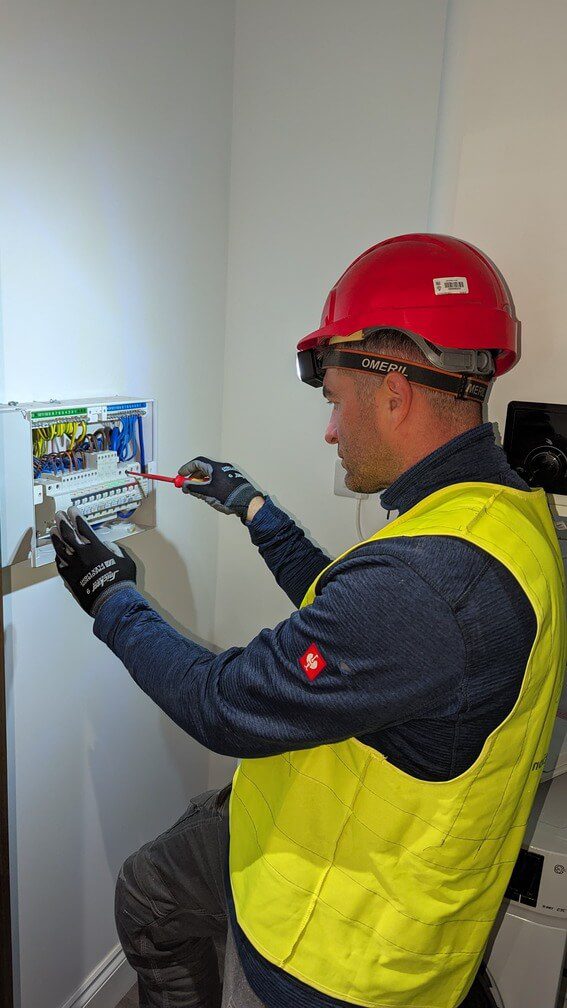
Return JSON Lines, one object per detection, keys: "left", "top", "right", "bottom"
{"left": 137, "top": 415, "right": 146, "bottom": 473}
{"left": 111, "top": 417, "right": 138, "bottom": 463}
{"left": 127, "top": 417, "right": 138, "bottom": 460}
{"left": 114, "top": 415, "right": 142, "bottom": 519}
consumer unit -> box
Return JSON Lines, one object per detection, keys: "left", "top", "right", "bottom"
{"left": 0, "top": 396, "right": 157, "bottom": 567}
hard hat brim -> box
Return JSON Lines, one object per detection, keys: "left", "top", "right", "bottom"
{"left": 297, "top": 306, "right": 518, "bottom": 376}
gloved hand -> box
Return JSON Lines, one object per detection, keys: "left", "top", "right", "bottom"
{"left": 50, "top": 506, "right": 137, "bottom": 617}
{"left": 178, "top": 457, "right": 262, "bottom": 521}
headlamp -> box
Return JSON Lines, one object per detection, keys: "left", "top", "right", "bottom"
{"left": 296, "top": 348, "right": 323, "bottom": 388}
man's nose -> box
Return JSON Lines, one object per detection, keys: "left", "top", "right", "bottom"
{"left": 325, "top": 415, "right": 338, "bottom": 444}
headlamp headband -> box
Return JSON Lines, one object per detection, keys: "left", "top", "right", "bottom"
{"left": 296, "top": 343, "right": 491, "bottom": 403}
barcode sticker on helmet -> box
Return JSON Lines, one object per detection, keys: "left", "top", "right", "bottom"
{"left": 433, "top": 276, "right": 469, "bottom": 295}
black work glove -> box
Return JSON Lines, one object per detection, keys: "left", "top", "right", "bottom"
{"left": 50, "top": 506, "right": 137, "bottom": 617}
{"left": 178, "top": 456, "right": 262, "bottom": 521}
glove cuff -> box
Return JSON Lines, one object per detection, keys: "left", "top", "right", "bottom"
{"left": 225, "top": 483, "right": 262, "bottom": 521}
{"left": 91, "top": 581, "right": 137, "bottom": 618}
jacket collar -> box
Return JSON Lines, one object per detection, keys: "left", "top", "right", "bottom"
{"left": 380, "top": 423, "right": 516, "bottom": 516}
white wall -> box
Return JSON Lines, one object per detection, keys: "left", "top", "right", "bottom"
{"left": 428, "top": 0, "right": 567, "bottom": 431}
{"left": 211, "top": 0, "right": 448, "bottom": 666}
{"left": 0, "top": 2, "right": 235, "bottom": 1006}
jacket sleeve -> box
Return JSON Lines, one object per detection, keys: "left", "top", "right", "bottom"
{"left": 245, "top": 496, "right": 331, "bottom": 607}
{"left": 93, "top": 547, "right": 465, "bottom": 758}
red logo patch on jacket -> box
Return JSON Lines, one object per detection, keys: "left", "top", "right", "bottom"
{"left": 299, "top": 643, "right": 327, "bottom": 681}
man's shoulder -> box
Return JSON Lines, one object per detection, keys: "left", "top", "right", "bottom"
{"left": 323, "top": 533, "right": 495, "bottom": 610}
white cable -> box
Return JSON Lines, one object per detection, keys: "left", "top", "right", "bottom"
{"left": 355, "top": 496, "right": 364, "bottom": 541}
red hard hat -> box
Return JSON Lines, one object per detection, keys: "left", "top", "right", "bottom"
{"left": 297, "top": 234, "right": 519, "bottom": 378}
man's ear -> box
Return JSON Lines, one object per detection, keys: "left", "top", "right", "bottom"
{"left": 385, "top": 372, "right": 412, "bottom": 427}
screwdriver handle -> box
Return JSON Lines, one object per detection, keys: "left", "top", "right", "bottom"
{"left": 125, "top": 469, "right": 208, "bottom": 488}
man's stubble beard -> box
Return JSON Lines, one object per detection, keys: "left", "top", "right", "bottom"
{"left": 342, "top": 422, "right": 401, "bottom": 492}
{"left": 348, "top": 386, "right": 401, "bottom": 493}
{"left": 344, "top": 457, "right": 397, "bottom": 495}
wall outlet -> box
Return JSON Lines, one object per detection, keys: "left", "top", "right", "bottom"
{"left": 334, "top": 458, "right": 368, "bottom": 499}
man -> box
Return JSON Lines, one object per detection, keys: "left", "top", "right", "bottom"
{"left": 51, "top": 233, "right": 566, "bottom": 1008}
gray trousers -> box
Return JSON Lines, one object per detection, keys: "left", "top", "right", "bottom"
{"left": 115, "top": 783, "right": 265, "bottom": 1007}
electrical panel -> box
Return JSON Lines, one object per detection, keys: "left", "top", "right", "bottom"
{"left": 0, "top": 396, "right": 156, "bottom": 567}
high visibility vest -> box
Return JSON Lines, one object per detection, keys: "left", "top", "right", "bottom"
{"left": 229, "top": 483, "right": 566, "bottom": 1008}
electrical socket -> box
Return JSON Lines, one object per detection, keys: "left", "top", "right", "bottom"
{"left": 334, "top": 458, "right": 368, "bottom": 499}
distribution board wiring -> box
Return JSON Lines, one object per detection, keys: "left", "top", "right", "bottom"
{"left": 32, "top": 416, "right": 148, "bottom": 522}
{"left": 33, "top": 417, "right": 141, "bottom": 478}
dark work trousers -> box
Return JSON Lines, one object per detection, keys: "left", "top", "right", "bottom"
{"left": 115, "top": 784, "right": 491, "bottom": 1008}
{"left": 115, "top": 783, "right": 264, "bottom": 1008}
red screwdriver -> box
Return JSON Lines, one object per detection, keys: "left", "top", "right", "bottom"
{"left": 125, "top": 469, "right": 209, "bottom": 487}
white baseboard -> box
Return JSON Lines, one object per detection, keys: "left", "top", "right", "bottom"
{"left": 59, "top": 943, "right": 136, "bottom": 1008}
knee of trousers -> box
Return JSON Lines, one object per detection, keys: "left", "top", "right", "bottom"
{"left": 114, "top": 846, "right": 170, "bottom": 958}
{"left": 115, "top": 848, "right": 225, "bottom": 971}
{"left": 115, "top": 851, "right": 177, "bottom": 971}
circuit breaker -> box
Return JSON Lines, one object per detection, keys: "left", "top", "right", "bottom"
{"left": 0, "top": 396, "right": 157, "bottom": 567}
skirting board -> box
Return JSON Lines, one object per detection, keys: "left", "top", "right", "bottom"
{"left": 58, "top": 944, "right": 135, "bottom": 1008}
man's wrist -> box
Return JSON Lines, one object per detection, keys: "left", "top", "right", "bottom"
{"left": 246, "top": 496, "right": 265, "bottom": 523}
{"left": 91, "top": 580, "right": 137, "bottom": 618}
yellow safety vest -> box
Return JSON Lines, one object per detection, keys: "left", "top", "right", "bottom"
{"left": 229, "top": 483, "right": 566, "bottom": 1007}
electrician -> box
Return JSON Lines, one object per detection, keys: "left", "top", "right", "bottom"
{"left": 51, "top": 234, "right": 566, "bottom": 1008}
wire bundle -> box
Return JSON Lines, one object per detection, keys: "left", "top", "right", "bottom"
{"left": 110, "top": 417, "right": 137, "bottom": 462}
{"left": 32, "top": 421, "right": 88, "bottom": 459}
{"left": 33, "top": 417, "right": 143, "bottom": 475}
{"left": 34, "top": 452, "right": 80, "bottom": 477}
